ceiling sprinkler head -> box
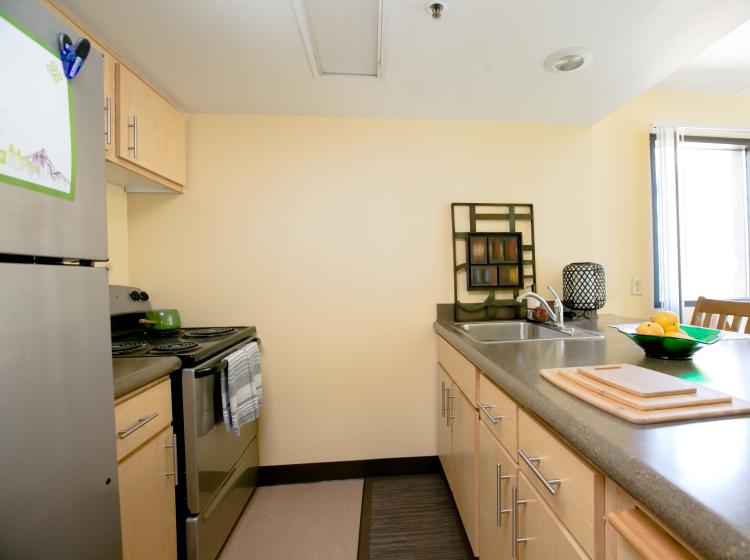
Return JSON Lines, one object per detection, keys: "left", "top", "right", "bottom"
{"left": 426, "top": 1, "right": 447, "bottom": 20}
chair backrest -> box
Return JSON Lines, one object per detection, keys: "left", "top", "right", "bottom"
{"left": 690, "top": 296, "right": 750, "bottom": 333}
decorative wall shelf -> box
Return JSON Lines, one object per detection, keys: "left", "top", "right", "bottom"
{"left": 451, "top": 203, "right": 537, "bottom": 322}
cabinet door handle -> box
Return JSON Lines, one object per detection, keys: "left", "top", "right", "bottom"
{"left": 164, "top": 433, "right": 178, "bottom": 486}
{"left": 496, "top": 463, "right": 511, "bottom": 527}
{"left": 117, "top": 411, "right": 159, "bottom": 439}
{"left": 519, "top": 449, "right": 561, "bottom": 496}
{"left": 511, "top": 485, "right": 530, "bottom": 559}
{"left": 478, "top": 401, "right": 505, "bottom": 424}
{"left": 447, "top": 389, "right": 456, "bottom": 425}
{"left": 128, "top": 115, "right": 138, "bottom": 158}
{"left": 441, "top": 381, "right": 446, "bottom": 418}
{"left": 104, "top": 96, "right": 111, "bottom": 145}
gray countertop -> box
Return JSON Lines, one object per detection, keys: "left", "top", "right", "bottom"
{"left": 434, "top": 306, "right": 750, "bottom": 560}
{"left": 112, "top": 357, "right": 181, "bottom": 399}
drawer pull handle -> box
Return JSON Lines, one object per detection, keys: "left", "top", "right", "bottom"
{"left": 478, "top": 401, "right": 505, "bottom": 424}
{"left": 519, "top": 448, "right": 561, "bottom": 496}
{"left": 164, "top": 433, "right": 178, "bottom": 486}
{"left": 511, "top": 485, "right": 530, "bottom": 558}
{"left": 496, "top": 463, "right": 511, "bottom": 527}
{"left": 117, "top": 411, "right": 159, "bottom": 439}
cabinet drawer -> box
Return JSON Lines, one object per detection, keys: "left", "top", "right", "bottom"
{"left": 437, "top": 336, "right": 477, "bottom": 403}
{"left": 516, "top": 472, "right": 588, "bottom": 560}
{"left": 478, "top": 373, "right": 517, "bottom": 455}
{"left": 518, "top": 409, "right": 599, "bottom": 558}
{"left": 115, "top": 378, "right": 172, "bottom": 461}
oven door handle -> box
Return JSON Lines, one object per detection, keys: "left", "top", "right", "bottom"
{"left": 194, "top": 360, "right": 228, "bottom": 379}
{"left": 192, "top": 337, "right": 261, "bottom": 379}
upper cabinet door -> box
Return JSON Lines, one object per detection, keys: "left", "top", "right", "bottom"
{"left": 116, "top": 64, "right": 186, "bottom": 186}
{"left": 103, "top": 51, "right": 116, "bottom": 159}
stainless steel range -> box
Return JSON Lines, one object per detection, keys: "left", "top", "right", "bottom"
{"left": 110, "top": 285, "right": 260, "bottom": 560}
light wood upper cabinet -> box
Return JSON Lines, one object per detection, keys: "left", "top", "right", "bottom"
{"left": 116, "top": 64, "right": 186, "bottom": 186}
{"left": 118, "top": 426, "right": 177, "bottom": 560}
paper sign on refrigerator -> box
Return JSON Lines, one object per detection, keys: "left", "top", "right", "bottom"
{"left": 0, "top": 12, "right": 75, "bottom": 200}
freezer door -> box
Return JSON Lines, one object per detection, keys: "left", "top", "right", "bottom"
{"left": 0, "top": 1, "right": 106, "bottom": 260}
{"left": 0, "top": 264, "right": 121, "bottom": 559}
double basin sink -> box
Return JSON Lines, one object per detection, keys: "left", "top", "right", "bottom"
{"left": 453, "top": 320, "right": 604, "bottom": 344}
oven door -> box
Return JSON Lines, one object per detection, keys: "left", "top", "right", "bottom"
{"left": 181, "top": 340, "right": 259, "bottom": 515}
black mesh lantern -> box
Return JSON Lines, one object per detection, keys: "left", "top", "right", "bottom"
{"left": 562, "top": 262, "right": 605, "bottom": 315}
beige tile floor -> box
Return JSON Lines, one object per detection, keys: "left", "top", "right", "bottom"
{"left": 219, "top": 479, "right": 364, "bottom": 560}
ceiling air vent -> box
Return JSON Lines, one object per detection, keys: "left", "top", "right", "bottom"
{"left": 292, "top": 0, "right": 384, "bottom": 79}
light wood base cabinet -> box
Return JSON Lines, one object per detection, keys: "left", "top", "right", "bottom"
{"left": 479, "top": 421, "right": 515, "bottom": 560}
{"left": 437, "top": 363, "right": 479, "bottom": 556}
{"left": 118, "top": 426, "right": 177, "bottom": 560}
{"left": 438, "top": 365, "right": 453, "bottom": 483}
{"left": 452, "top": 384, "right": 479, "bottom": 555}
{"left": 515, "top": 472, "right": 588, "bottom": 560}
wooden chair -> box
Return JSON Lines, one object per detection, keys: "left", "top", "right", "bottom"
{"left": 690, "top": 296, "right": 750, "bottom": 333}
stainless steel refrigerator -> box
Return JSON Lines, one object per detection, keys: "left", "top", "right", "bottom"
{"left": 0, "top": 1, "right": 122, "bottom": 557}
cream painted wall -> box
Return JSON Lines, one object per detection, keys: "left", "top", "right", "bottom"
{"left": 127, "top": 115, "right": 594, "bottom": 465}
{"left": 105, "top": 183, "right": 129, "bottom": 285}
{"left": 124, "top": 91, "right": 750, "bottom": 466}
{"left": 591, "top": 90, "right": 750, "bottom": 318}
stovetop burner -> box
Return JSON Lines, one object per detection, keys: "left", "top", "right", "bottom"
{"left": 112, "top": 341, "right": 149, "bottom": 356}
{"left": 182, "top": 327, "right": 237, "bottom": 338}
{"left": 151, "top": 342, "right": 200, "bottom": 354}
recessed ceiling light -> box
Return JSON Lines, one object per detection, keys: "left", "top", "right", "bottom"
{"left": 426, "top": 1, "right": 447, "bottom": 20}
{"left": 543, "top": 48, "right": 594, "bottom": 73}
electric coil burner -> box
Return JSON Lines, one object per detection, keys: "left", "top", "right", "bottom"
{"left": 151, "top": 341, "right": 200, "bottom": 354}
{"left": 182, "top": 327, "right": 236, "bottom": 338}
{"left": 111, "top": 341, "right": 149, "bottom": 356}
{"left": 109, "top": 285, "right": 260, "bottom": 560}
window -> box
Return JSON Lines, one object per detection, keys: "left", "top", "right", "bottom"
{"left": 650, "top": 129, "right": 750, "bottom": 319}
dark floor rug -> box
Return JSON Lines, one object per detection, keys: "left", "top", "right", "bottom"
{"left": 358, "top": 474, "right": 474, "bottom": 560}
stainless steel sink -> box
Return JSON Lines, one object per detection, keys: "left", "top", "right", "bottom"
{"left": 452, "top": 321, "right": 604, "bottom": 343}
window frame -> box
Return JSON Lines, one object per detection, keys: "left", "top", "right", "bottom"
{"left": 650, "top": 133, "right": 750, "bottom": 309}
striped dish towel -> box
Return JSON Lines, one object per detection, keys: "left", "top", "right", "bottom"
{"left": 221, "top": 341, "right": 262, "bottom": 436}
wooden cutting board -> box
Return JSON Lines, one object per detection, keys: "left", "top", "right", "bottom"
{"left": 576, "top": 364, "right": 696, "bottom": 397}
{"left": 557, "top": 368, "right": 731, "bottom": 410}
{"left": 541, "top": 368, "right": 750, "bottom": 424}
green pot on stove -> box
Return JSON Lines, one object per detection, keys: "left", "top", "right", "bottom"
{"left": 139, "top": 309, "right": 181, "bottom": 332}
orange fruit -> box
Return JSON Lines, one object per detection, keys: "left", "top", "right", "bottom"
{"left": 636, "top": 322, "right": 665, "bottom": 336}
{"left": 649, "top": 311, "right": 680, "bottom": 333}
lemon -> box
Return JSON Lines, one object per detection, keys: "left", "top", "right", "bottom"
{"left": 636, "top": 322, "right": 665, "bottom": 336}
{"left": 649, "top": 311, "right": 680, "bottom": 333}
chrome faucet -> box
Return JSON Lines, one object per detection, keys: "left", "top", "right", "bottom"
{"left": 517, "top": 287, "right": 566, "bottom": 331}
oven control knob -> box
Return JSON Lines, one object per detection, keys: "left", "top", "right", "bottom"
{"left": 139, "top": 291, "right": 149, "bottom": 301}
{"left": 129, "top": 290, "right": 141, "bottom": 301}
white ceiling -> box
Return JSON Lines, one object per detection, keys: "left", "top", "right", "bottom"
{"left": 57, "top": 0, "right": 750, "bottom": 125}
{"left": 656, "top": 19, "right": 750, "bottom": 97}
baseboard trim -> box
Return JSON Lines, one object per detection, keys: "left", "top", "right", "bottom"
{"left": 258, "top": 455, "right": 441, "bottom": 486}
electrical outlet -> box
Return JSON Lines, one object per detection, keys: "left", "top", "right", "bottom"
{"left": 631, "top": 277, "right": 642, "bottom": 296}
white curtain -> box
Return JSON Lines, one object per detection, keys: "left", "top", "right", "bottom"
{"left": 653, "top": 126, "right": 684, "bottom": 319}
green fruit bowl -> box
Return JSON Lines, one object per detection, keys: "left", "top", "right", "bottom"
{"left": 610, "top": 323, "right": 722, "bottom": 360}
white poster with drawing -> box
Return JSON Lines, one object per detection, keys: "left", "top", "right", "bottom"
{"left": 0, "top": 12, "right": 74, "bottom": 199}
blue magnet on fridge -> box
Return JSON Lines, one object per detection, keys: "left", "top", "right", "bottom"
{"left": 58, "top": 33, "right": 89, "bottom": 79}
